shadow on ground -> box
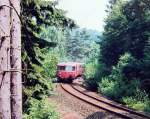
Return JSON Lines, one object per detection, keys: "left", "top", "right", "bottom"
{"left": 85, "top": 111, "right": 113, "bottom": 119}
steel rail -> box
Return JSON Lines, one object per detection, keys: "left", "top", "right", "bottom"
{"left": 71, "top": 83, "right": 150, "bottom": 119}
{"left": 60, "top": 83, "right": 150, "bottom": 119}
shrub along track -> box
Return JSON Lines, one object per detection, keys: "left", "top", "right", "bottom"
{"left": 60, "top": 82, "right": 150, "bottom": 119}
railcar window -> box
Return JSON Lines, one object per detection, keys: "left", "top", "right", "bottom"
{"left": 58, "top": 65, "right": 75, "bottom": 71}
{"left": 72, "top": 66, "right": 75, "bottom": 71}
{"left": 58, "top": 66, "right": 65, "bottom": 70}
{"left": 65, "top": 66, "right": 73, "bottom": 71}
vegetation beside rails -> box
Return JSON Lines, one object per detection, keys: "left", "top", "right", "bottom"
{"left": 23, "top": 98, "right": 59, "bottom": 119}
{"left": 85, "top": 0, "right": 150, "bottom": 113}
{"left": 85, "top": 53, "right": 150, "bottom": 113}
{"left": 98, "top": 53, "right": 150, "bottom": 113}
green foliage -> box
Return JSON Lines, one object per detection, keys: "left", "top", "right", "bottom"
{"left": 66, "top": 28, "right": 100, "bottom": 62}
{"left": 101, "top": 0, "right": 128, "bottom": 67}
{"left": 84, "top": 60, "right": 99, "bottom": 90}
{"left": 99, "top": 77, "right": 140, "bottom": 100}
{"left": 98, "top": 53, "right": 150, "bottom": 112}
{"left": 101, "top": 0, "right": 150, "bottom": 66}
{"left": 96, "top": 0, "right": 150, "bottom": 113}
{"left": 39, "top": 26, "right": 69, "bottom": 61}
{"left": 42, "top": 51, "right": 59, "bottom": 78}
{"left": 80, "top": 30, "right": 101, "bottom": 90}
{"left": 23, "top": 98, "right": 59, "bottom": 119}
{"left": 23, "top": 61, "right": 54, "bottom": 114}
{"left": 99, "top": 53, "right": 135, "bottom": 99}
{"left": 85, "top": 60, "right": 98, "bottom": 79}
{"left": 22, "top": 0, "right": 76, "bottom": 116}
{"left": 122, "top": 89, "right": 150, "bottom": 112}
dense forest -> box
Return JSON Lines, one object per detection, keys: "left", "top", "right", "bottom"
{"left": 86, "top": 0, "right": 150, "bottom": 113}
{"left": 1, "top": 0, "right": 150, "bottom": 118}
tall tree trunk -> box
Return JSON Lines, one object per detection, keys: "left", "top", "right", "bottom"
{"left": 10, "top": 0, "right": 22, "bottom": 118}
{"left": 0, "top": 0, "right": 11, "bottom": 119}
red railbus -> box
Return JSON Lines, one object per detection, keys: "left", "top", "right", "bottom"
{"left": 56, "top": 62, "right": 84, "bottom": 83}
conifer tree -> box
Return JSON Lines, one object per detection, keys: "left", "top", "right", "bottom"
{"left": 21, "top": 0, "right": 76, "bottom": 114}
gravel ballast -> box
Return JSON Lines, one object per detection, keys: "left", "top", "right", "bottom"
{"left": 48, "top": 83, "right": 124, "bottom": 119}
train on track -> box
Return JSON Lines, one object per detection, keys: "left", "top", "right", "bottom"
{"left": 56, "top": 62, "right": 84, "bottom": 83}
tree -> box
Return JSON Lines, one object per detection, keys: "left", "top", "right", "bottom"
{"left": 21, "top": 0, "right": 76, "bottom": 116}
{"left": 101, "top": 0, "right": 150, "bottom": 67}
{"left": 39, "top": 26, "right": 68, "bottom": 61}
{"left": 0, "top": 0, "right": 11, "bottom": 118}
{"left": 101, "top": 0, "right": 128, "bottom": 67}
{"left": 10, "top": 0, "right": 22, "bottom": 118}
{"left": 99, "top": 0, "right": 150, "bottom": 96}
{"left": 66, "top": 28, "right": 100, "bottom": 62}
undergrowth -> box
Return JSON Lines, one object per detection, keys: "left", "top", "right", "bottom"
{"left": 23, "top": 98, "right": 59, "bottom": 119}
{"left": 98, "top": 53, "right": 150, "bottom": 113}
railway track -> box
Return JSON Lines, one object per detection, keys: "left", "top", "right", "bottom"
{"left": 60, "top": 82, "right": 150, "bottom": 119}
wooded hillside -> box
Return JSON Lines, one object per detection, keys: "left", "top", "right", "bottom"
{"left": 90, "top": 0, "right": 150, "bottom": 112}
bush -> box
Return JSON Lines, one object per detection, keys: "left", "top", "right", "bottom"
{"left": 99, "top": 77, "right": 115, "bottom": 98}
{"left": 85, "top": 60, "right": 98, "bottom": 79}
{"left": 84, "top": 60, "right": 99, "bottom": 90}
{"left": 99, "top": 53, "right": 134, "bottom": 99}
{"left": 98, "top": 53, "right": 150, "bottom": 112}
{"left": 98, "top": 77, "right": 139, "bottom": 100}
{"left": 85, "top": 78, "right": 98, "bottom": 91}
{"left": 24, "top": 98, "right": 59, "bottom": 119}
{"left": 42, "top": 52, "right": 59, "bottom": 78}
{"left": 122, "top": 89, "right": 150, "bottom": 112}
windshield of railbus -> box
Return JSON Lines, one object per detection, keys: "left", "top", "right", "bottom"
{"left": 58, "top": 65, "right": 75, "bottom": 71}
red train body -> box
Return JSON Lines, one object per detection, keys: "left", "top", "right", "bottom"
{"left": 56, "top": 62, "right": 84, "bottom": 83}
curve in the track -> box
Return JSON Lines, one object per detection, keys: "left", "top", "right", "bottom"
{"left": 71, "top": 83, "right": 150, "bottom": 119}
{"left": 60, "top": 83, "right": 150, "bottom": 119}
